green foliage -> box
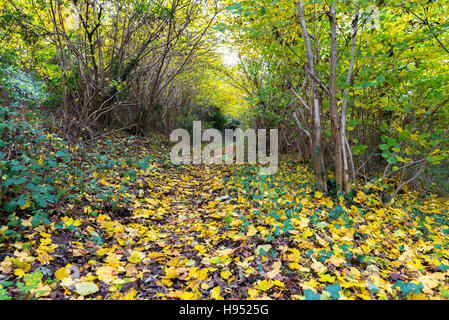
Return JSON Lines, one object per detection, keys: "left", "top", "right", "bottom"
{"left": 0, "top": 104, "right": 163, "bottom": 241}
{"left": 175, "top": 104, "right": 233, "bottom": 133}
{"left": 0, "top": 106, "right": 58, "bottom": 215}
{"left": 0, "top": 283, "right": 12, "bottom": 300}
{"left": 0, "top": 62, "right": 48, "bottom": 106}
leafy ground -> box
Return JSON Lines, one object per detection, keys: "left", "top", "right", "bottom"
{"left": 1, "top": 111, "right": 449, "bottom": 300}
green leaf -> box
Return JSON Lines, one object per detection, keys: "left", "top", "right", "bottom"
{"left": 399, "top": 129, "right": 410, "bottom": 141}
{"left": 5, "top": 200, "right": 17, "bottom": 213}
{"left": 304, "top": 289, "right": 320, "bottom": 300}
{"left": 325, "top": 283, "right": 342, "bottom": 299}
{"left": 387, "top": 156, "right": 397, "bottom": 165}
{"left": 387, "top": 138, "right": 397, "bottom": 147}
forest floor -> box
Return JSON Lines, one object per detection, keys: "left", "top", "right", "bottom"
{"left": 1, "top": 124, "right": 449, "bottom": 300}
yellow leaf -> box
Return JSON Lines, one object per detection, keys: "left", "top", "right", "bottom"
{"left": 246, "top": 225, "right": 258, "bottom": 237}
{"left": 211, "top": 286, "right": 223, "bottom": 300}
{"left": 120, "top": 288, "right": 136, "bottom": 300}
{"left": 273, "top": 280, "right": 284, "bottom": 288}
{"left": 329, "top": 256, "right": 346, "bottom": 267}
{"left": 248, "top": 287, "right": 259, "bottom": 299}
{"left": 221, "top": 270, "right": 232, "bottom": 280}
{"left": 349, "top": 267, "right": 361, "bottom": 278}
{"left": 96, "top": 266, "right": 115, "bottom": 284}
{"left": 165, "top": 267, "right": 180, "bottom": 280}
{"left": 31, "top": 284, "right": 51, "bottom": 298}
{"left": 319, "top": 273, "right": 336, "bottom": 283}
{"left": 201, "top": 282, "right": 209, "bottom": 290}
{"left": 128, "top": 253, "right": 142, "bottom": 263}
{"left": 196, "top": 268, "right": 209, "bottom": 281}
{"left": 180, "top": 291, "right": 197, "bottom": 300}
{"left": 354, "top": 190, "right": 366, "bottom": 203}
{"left": 418, "top": 275, "right": 440, "bottom": 294}
{"left": 61, "top": 277, "right": 76, "bottom": 287}
{"left": 254, "top": 279, "right": 273, "bottom": 291}
{"left": 311, "top": 259, "right": 327, "bottom": 274}
{"left": 0, "top": 259, "right": 13, "bottom": 274}
{"left": 14, "top": 268, "right": 26, "bottom": 277}
{"left": 55, "top": 267, "right": 70, "bottom": 281}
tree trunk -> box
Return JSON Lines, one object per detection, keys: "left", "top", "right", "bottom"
{"left": 298, "top": 0, "right": 327, "bottom": 193}
{"left": 340, "top": 5, "right": 360, "bottom": 193}
{"left": 328, "top": 2, "right": 344, "bottom": 192}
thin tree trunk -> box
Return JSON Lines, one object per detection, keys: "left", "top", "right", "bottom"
{"left": 340, "top": 5, "right": 360, "bottom": 193}
{"left": 328, "top": 2, "right": 343, "bottom": 192}
{"left": 298, "top": 0, "right": 327, "bottom": 193}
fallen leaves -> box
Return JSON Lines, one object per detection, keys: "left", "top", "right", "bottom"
{"left": 1, "top": 134, "right": 449, "bottom": 300}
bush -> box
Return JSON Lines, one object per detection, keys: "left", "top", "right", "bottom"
{"left": 0, "top": 62, "right": 48, "bottom": 107}
{"left": 0, "top": 106, "right": 64, "bottom": 220}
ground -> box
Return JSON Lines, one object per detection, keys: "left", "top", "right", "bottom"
{"left": 1, "top": 133, "right": 449, "bottom": 300}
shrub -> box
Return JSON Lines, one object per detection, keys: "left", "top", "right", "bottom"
{"left": 0, "top": 62, "right": 48, "bottom": 107}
